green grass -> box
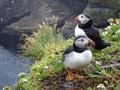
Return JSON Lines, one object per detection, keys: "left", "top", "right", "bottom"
{"left": 102, "top": 20, "right": 120, "bottom": 42}
{"left": 14, "top": 19, "right": 120, "bottom": 90}
{"left": 14, "top": 22, "right": 72, "bottom": 90}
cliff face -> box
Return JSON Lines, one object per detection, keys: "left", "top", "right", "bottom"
{"left": 84, "top": 0, "right": 120, "bottom": 23}
{"left": 0, "top": 0, "right": 87, "bottom": 50}
{"left": 0, "top": 0, "right": 119, "bottom": 50}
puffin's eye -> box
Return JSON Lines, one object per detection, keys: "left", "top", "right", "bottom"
{"left": 82, "top": 39, "right": 84, "bottom": 42}
{"left": 81, "top": 39, "right": 84, "bottom": 42}
{"left": 81, "top": 15, "right": 84, "bottom": 18}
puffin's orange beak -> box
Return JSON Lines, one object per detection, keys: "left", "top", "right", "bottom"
{"left": 88, "top": 38, "right": 95, "bottom": 47}
{"left": 74, "top": 16, "right": 80, "bottom": 24}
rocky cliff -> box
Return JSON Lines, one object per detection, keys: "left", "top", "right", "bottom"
{"left": 84, "top": 0, "right": 120, "bottom": 23}
{"left": 0, "top": 0, "right": 119, "bottom": 50}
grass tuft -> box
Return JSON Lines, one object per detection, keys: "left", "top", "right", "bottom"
{"left": 14, "top": 21, "right": 72, "bottom": 90}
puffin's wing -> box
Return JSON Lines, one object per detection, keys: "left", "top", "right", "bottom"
{"left": 84, "top": 27, "right": 101, "bottom": 41}
{"left": 63, "top": 45, "right": 73, "bottom": 55}
{"left": 62, "top": 45, "right": 73, "bottom": 61}
{"left": 84, "top": 27, "right": 111, "bottom": 50}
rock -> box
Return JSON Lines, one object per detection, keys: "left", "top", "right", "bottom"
{"left": 0, "top": 0, "right": 119, "bottom": 50}
{"left": 0, "top": 0, "right": 87, "bottom": 50}
{"left": 0, "top": 27, "right": 33, "bottom": 50}
{"left": 83, "top": 0, "right": 120, "bottom": 23}
{"left": 88, "top": 0, "right": 120, "bottom": 9}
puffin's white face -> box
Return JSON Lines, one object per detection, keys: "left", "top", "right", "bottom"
{"left": 75, "top": 37, "right": 89, "bottom": 48}
{"left": 77, "top": 14, "right": 90, "bottom": 24}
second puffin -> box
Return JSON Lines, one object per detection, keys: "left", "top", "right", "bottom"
{"left": 63, "top": 36, "right": 93, "bottom": 81}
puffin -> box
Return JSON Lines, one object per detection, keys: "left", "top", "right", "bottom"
{"left": 63, "top": 35, "right": 93, "bottom": 81}
{"left": 74, "top": 13, "right": 112, "bottom": 50}
{"left": 93, "top": 17, "right": 116, "bottom": 29}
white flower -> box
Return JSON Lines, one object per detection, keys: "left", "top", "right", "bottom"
{"left": 44, "top": 65, "right": 49, "bottom": 69}
{"left": 3, "top": 86, "right": 11, "bottom": 90}
{"left": 102, "top": 32, "right": 108, "bottom": 36}
{"left": 110, "top": 23, "right": 116, "bottom": 26}
{"left": 20, "top": 78, "right": 28, "bottom": 83}
{"left": 105, "top": 26, "right": 111, "bottom": 30}
{"left": 95, "top": 61, "right": 102, "bottom": 65}
{"left": 58, "top": 60, "right": 62, "bottom": 63}
{"left": 112, "top": 35, "right": 117, "bottom": 38}
{"left": 115, "top": 30, "right": 120, "bottom": 34}
{"left": 36, "top": 73, "right": 40, "bottom": 76}
{"left": 97, "top": 84, "right": 106, "bottom": 90}
{"left": 18, "top": 72, "right": 26, "bottom": 77}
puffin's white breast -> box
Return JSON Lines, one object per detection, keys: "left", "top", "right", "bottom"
{"left": 75, "top": 25, "right": 86, "bottom": 37}
{"left": 64, "top": 50, "right": 92, "bottom": 70}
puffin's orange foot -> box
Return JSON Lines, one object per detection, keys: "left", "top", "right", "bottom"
{"left": 75, "top": 72, "right": 85, "bottom": 81}
{"left": 66, "top": 70, "right": 75, "bottom": 81}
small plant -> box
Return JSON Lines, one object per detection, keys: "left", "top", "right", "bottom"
{"left": 102, "top": 19, "right": 120, "bottom": 41}
{"left": 85, "top": 19, "right": 120, "bottom": 89}
{"left": 22, "top": 21, "right": 72, "bottom": 61}
{"left": 114, "top": 84, "right": 120, "bottom": 90}
{"left": 3, "top": 86, "right": 11, "bottom": 90}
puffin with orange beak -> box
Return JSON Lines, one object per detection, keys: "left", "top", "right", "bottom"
{"left": 74, "top": 13, "right": 111, "bottom": 50}
{"left": 63, "top": 35, "right": 93, "bottom": 81}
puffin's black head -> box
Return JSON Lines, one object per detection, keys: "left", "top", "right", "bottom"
{"left": 74, "top": 13, "right": 93, "bottom": 28}
{"left": 74, "top": 36, "right": 95, "bottom": 48}
{"left": 74, "top": 36, "right": 90, "bottom": 48}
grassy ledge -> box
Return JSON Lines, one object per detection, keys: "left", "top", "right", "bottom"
{"left": 14, "top": 22, "right": 72, "bottom": 90}
{"left": 13, "top": 20, "right": 120, "bottom": 90}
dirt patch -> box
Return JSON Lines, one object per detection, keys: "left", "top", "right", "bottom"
{"left": 41, "top": 71, "right": 91, "bottom": 90}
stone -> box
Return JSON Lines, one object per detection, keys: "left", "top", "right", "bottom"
{"left": 0, "top": 0, "right": 119, "bottom": 50}
{"left": 0, "top": 0, "right": 87, "bottom": 50}
{"left": 84, "top": 0, "right": 120, "bottom": 23}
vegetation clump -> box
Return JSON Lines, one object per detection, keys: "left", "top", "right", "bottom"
{"left": 14, "top": 22, "right": 72, "bottom": 90}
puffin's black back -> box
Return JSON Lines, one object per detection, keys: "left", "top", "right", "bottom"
{"left": 84, "top": 26, "right": 111, "bottom": 50}
{"left": 84, "top": 26, "right": 100, "bottom": 41}
{"left": 78, "top": 21, "right": 111, "bottom": 50}
{"left": 63, "top": 45, "right": 74, "bottom": 55}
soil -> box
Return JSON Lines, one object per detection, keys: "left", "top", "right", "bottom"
{"left": 41, "top": 71, "right": 91, "bottom": 90}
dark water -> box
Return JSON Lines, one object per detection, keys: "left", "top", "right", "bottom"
{"left": 0, "top": 46, "right": 33, "bottom": 89}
